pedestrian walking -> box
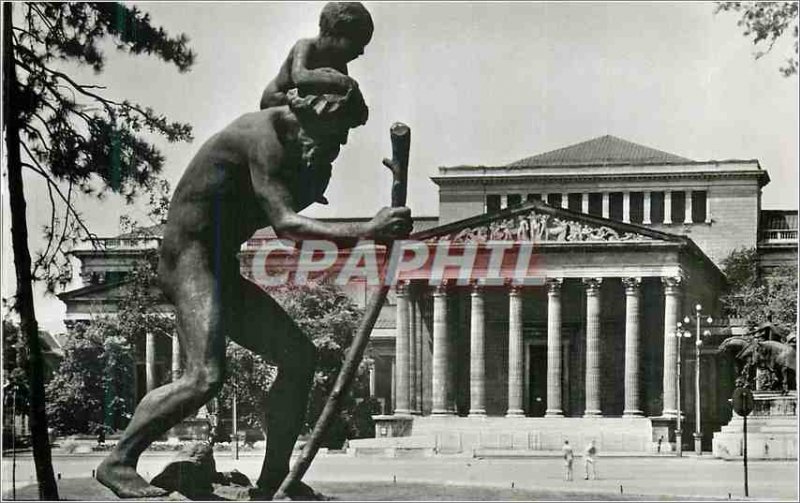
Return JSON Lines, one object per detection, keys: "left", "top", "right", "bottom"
{"left": 584, "top": 439, "right": 598, "bottom": 480}
{"left": 562, "top": 440, "right": 574, "bottom": 481}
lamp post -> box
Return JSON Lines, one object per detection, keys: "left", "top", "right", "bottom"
{"left": 673, "top": 321, "right": 692, "bottom": 457}
{"left": 684, "top": 305, "right": 713, "bottom": 456}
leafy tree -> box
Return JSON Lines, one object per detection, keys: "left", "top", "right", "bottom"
{"left": 720, "top": 247, "right": 798, "bottom": 334}
{"left": 3, "top": 3, "right": 194, "bottom": 497}
{"left": 715, "top": 2, "right": 799, "bottom": 77}
{"left": 46, "top": 224, "right": 175, "bottom": 435}
{"left": 3, "top": 319, "right": 30, "bottom": 429}
{"left": 217, "top": 282, "right": 376, "bottom": 448}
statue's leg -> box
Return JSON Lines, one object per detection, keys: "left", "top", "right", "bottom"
{"left": 97, "top": 249, "right": 227, "bottom": 498}
{"left": 226, "top": 277, "right": 317, "bottom": 498}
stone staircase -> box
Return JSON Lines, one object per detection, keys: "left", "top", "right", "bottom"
{"left": 349, "top": 416, "right": 657, "bottom": 458}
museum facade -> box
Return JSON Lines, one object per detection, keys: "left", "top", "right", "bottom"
{"left": 60, "top": 135, "right": 798, "bottom": 451}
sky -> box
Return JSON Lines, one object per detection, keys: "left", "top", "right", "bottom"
{"left": 2, "top": 1, "right": 798, "bottom": 334}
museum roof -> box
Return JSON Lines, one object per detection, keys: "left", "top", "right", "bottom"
{"left": 507, "top": 135, "right": 692, "bottom": 167}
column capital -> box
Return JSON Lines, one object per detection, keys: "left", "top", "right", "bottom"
{"left": 507, "top": 282, "right": 524, "bottom": 296}
{"left": 661, "top": 276, "right": 682, "bottom": 295}
{"left": 396, "top": 280, "right": 410, "bottom": 296}
{"left": 470, "top": 280, "right": 484, "bottom": 295}
{"left": 546, "top": 277, "right": 563, "bottom": 295}
{"left": 622, "top": 277, "right": 642, "bottom": 294}
{"left": 433, "top": 280, "right": 451, "bottom": 296}
{"left": 582, "top": 277, "right": 603, "bottom": 293}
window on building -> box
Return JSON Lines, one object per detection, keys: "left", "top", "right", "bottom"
{"left": 629, "top": 192, "right": 644, "bottom": 223}
{"left": 486, "top": 194, "right": 501, "bottom": 213}
{"left": 692, "top": 190, "right": 707, "bottom": 223}
{"left": 650, "top": 192, "right": 665, "bottom": 224}
{"left": 671, "top": 191, "right": 686, "bottom": 224}
{"left": 527, "top": 193, "right": 541, "bottom": 202}
{"left": 547, "top": 193, "right": 562, "bottom": 207}
{"left": 568, "top": 193, "right": 583, "bottom": 212}
{"left": 609, "top": 192, "right": 624, "bottom": 220}
{"left": 507, "top": 194, "right": 522, "bottom": 207}
{"left": 588, "top": 193, "right": 603, "bottom": 217}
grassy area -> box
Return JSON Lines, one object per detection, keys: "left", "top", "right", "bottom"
{"left": 7, "top": 479, "right": 729, "bottom": 501}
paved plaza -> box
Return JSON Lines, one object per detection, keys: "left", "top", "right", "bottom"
{"left": 2, "top": 451, "right": 798, "bottom": 501}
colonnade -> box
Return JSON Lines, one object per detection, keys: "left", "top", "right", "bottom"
{"left": 393, "top": 276, "right": 684, "bottom": 418}
{"left": 144, "top": 331, "right": 182, "bottom": 392}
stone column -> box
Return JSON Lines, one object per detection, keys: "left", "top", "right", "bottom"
{"left": 686, "top": 190, "right": 693, "bottom": 223}
{"left": 414, "top": 295, "right": 424, "bottom": 413}
{"left": 369, "top": 363, "right": 376, "bottom": 397}
{"left": 561, "top": 193, "right": 569, "bottom": 209}
{"left": 705, "top": 191, "right": 711, "bottom": 223}
{"left": 602, "top": 192, "right": 610, "bottom": 218}
{"left": 583, "top": 278, "right": 603, "bottom": 417}
{"left": 409, "top": 290, "right": 418, "bottom": 413}
{"left": 662, "top": 277, "right": 682, "bottom": 417}
{"left": 146, "top": 331, "right": 156, "bottom": 393}
{"left": 507, "top": 285, "right": 525, "bottom": 417}
{"left": 432, "top": 282, "right": 452, "bottom": 415}
{"left": 394, "top": 281, "right": 411, "bottom": 414}
{"left": 644, "top": 191, "right": 652, "bottom": 224}
{"left": 623, "top": 277, "right": 643, "bottom": 417}
{"left": 582, "top": 193, "right": 589, "bottom": 214}
{"left": 171, "top": 333, "right": 181, "bottom": 381}
{"left": 664, "top": 191, "right": 672, "bottom": 224}
{"left": 469, "top": 282, "right": 486, "bottom": 417}
{"left": 500, "top": 194, "right": 508, "bottom": 209}
{"left": 545, "top": 279, "right": 564, "bottom": 417}
{"left": 623, "top": 191, "right": 631, "bottom": 223}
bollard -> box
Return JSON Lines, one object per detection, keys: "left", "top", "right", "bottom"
{"left": 728, "top": 493, "right": 731, "bottom": 500}
{"left": 511, "top": 482, "right": 515, "bottom": 489}
{"left": 393, "top": 475, "right": 396, "bottom": 485}
{"left": 57, "top": 473, "right": 61, "bottom": 480}
{"left": 92, "top": 469, "right": 95, "bottom": 479}
{"left": 620, "top": 485, "right": 623, "bottom": 494}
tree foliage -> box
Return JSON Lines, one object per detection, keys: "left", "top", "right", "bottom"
{"left": 217, "top": 282, "right": 377, "bottom": 447}
{"left": 44, "top": 324, "right": 135, "bottom": 435}
{"left": 715, "top": 1, "right": 799, "bottom": 77}
{"left": 7, "top": 1, "right": 194, "bottom": 293}
{"left": 720, "top": 247, "right": 798, "bottom": 333}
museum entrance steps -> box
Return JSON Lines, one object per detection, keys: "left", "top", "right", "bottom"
{"left": 349, "top": 416, "right": 658, "bottom": 458}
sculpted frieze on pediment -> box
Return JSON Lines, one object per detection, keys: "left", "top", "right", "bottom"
{"left": 425, "top": 210, "right": 654, "bottom": 244}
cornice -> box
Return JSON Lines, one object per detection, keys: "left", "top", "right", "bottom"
{"left": 431, "top": 170, "right": 769, "bottom": 186}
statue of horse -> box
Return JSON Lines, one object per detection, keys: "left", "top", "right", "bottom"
{"left": 752, "top": 340, "right": 796, "bottom": 393}
{"left": 717, "top": 335, "right": 759, "bottom": 375}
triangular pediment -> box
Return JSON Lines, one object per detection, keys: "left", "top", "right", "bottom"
{"left": 411, "top": 200, "right": 685, "bottom": 245}
{"left": 508, "top": 135, "right": 692, "bottom": 167}
{"left": 58, "top": 279, "right": 165, "bottom": 302}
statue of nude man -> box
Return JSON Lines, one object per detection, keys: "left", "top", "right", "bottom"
{"left": 96, "top": 86, "right": 412, "bottom": 499}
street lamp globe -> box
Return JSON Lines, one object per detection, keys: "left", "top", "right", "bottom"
{"left": 695, "top": 303, "right": 702, "bottom": 312}
{"left": 684, "top": 316, "right": 691, "bottom": 324}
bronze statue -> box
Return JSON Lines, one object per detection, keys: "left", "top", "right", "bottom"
{"left": 752, "top": 340, "right": 796, "bottom": 392}
{"left": 95, "top": 86, "right": 412, "bottom": 499}
{"left": 718, "top": 322, "right": 797, "bottom": 392}
{"left": 260, "top": 2, "right": 373, "bottom": 110}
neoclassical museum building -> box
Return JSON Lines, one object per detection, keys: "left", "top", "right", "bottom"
{"left": 60, "top": 135, "right": 798, "bottom": 453}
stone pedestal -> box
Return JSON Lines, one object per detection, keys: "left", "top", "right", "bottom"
{"left": 712, "top": 391, "right": 797, "bottom": 460}
{"left": 372, "top": 415, "right": 414, "bottom": 438}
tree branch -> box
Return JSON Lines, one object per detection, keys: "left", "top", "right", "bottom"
{"left": 19, "top": 151, "right": 99, "bottom": 247}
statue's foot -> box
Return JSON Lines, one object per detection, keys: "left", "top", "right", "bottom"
{"left": 96, "top": 456, "right": 171, "bottom": 499}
